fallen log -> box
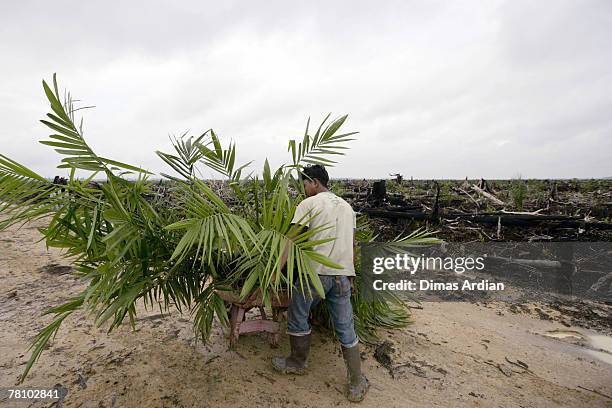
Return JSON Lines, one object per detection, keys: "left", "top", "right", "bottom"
{"left": 341, "top": 191, "right": 369, "bottom": 199}
{"left": 500, "top": 209, "right": 545, "bottom": 215}
{"left": 452, "top": 186, "right": 480, "bottom": 208}
{"left": 360, "top": 208, "right": 431, "bottom": 220}
{"left": 471, "top": 184, "right": 506, "bottom": 206}
{"left": 451, "top": 214, "right": 612, "bottom": 229}
{"left": 486, "top": 255, "right": 564, "bottom": 268}
{"left": 358, "top": 208, "right": 612, "bottom": 230}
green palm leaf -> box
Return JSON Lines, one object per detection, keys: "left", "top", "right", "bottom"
{"left": 39, "top": 74, "right": 150, "bottom": 175}
{"left": 288, "top": 114, "right": 357, "bottom": 168}
{"left": 196, "top": 130, "right": 252, "bottom": 182}
{"left": 156, "top": 132, "right": 206, "bottom": 180}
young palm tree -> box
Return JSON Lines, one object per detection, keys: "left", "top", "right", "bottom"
{"left": 0, "top": 75, "right": 440, "bottom": 382}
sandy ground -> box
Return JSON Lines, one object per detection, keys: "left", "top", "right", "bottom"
{"left": 1, "top": 219, "right": 612, "bottom": 408}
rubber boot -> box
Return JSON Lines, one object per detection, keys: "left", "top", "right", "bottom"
{"left": 341, "top": 344, "right": 369, "bottom": 402}
{"left": 271, "top": 334, "right": 310, "bottom": 375}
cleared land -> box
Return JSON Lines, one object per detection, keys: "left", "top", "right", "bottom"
{"left": 1, "top": 217, "right": 611, "bottom": 408}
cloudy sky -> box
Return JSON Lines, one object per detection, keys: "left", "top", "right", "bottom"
{"left": 1, "top": 0, "right": 610, "bottom": 179}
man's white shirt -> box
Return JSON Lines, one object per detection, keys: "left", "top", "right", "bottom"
{"left": 292, "top": 191, "right": 356, "bottom": 276}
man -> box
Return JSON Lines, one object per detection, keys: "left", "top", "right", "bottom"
{"left": 272, "top": 164, "right": 369, "bottom": 403}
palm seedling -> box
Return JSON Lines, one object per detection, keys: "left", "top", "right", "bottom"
{"left": 0, "top": 75, "right": 441, "bottom": 382}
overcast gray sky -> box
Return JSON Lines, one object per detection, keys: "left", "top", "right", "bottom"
{"left": 1, "top": 0, "right": 610, "bottom": 179}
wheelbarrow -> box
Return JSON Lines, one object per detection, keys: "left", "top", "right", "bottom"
{"left": 216, "top": 288, "right": 290, "bottom": 348}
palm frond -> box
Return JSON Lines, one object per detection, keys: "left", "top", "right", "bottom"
{"left": 156, "top": 132, "right": 206, "bottom": 180}
{"left": 0, "top": 155, "right": 102, "bottom": 231}
{"left": 165, "top": 179, "right": 256, "bottom": 265}
{"left": 234, "top": 174, "right": 344, "bottom": 304}
{"left": 288, "top": 114, "right": 357, "bottom": 168}
{"left": 39, "top": 74, "right": 150, "bottom": 175}
{"left": 192, "top": 284, "right": 229, "bottom": 341}
{"left": 0, "top": 155, "right": 56, "bottom": 230}
{"left": 20, "top": 294, "right": 85, "bottom": 383}
{"left": 196, "top": 130, "right": 251, "bottom": 182}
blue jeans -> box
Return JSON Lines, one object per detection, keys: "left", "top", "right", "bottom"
{"left": 286, "top": 275, "right": 359, "bottom": 348}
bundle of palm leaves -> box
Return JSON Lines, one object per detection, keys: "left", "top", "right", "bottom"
{"left": 0, "top": 75, "right": 440, "bottom": 382}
